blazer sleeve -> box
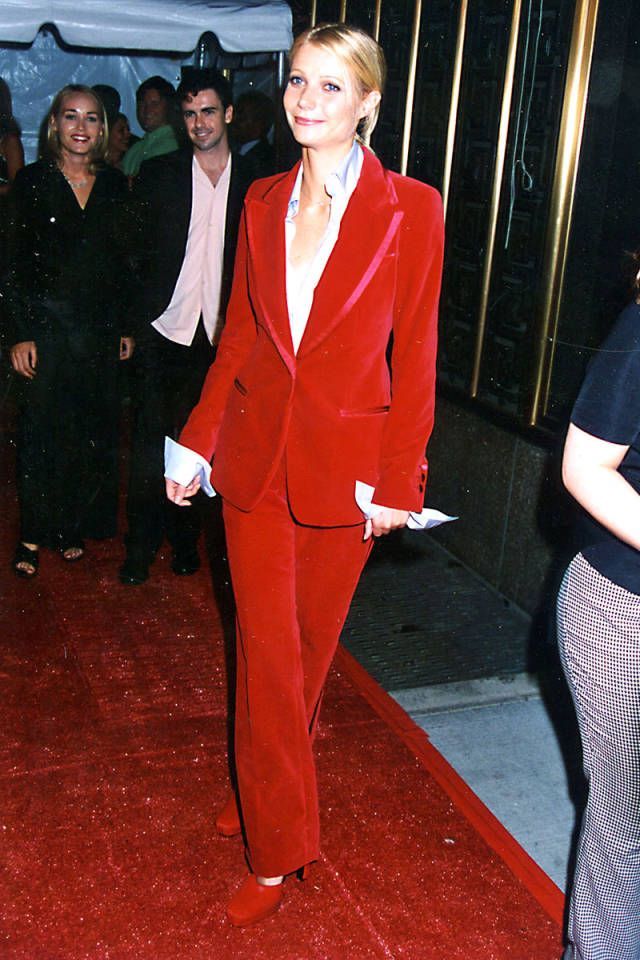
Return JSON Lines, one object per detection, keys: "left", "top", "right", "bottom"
{"left": 128, "top": 153, "right": 192, "bottom": 338}
{"left": 178, "top": 203, "right": 258, "bottom": 462}
{"left": 372, "top": 183, "right": 444, "bottom": 510}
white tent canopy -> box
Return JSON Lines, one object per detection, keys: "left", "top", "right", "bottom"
{"left": 1, "top": 0, "right": 292, "bottom": 161}
{"left": 0, "top": 0, "right": 293, "bottom": 53}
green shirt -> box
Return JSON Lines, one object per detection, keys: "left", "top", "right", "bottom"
{"left": 121, "top": 124, "right": 179, "bottom": 176}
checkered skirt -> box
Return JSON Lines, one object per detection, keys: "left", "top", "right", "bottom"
{"left": 558, "top": 552, "right": 640, "bottom": 960}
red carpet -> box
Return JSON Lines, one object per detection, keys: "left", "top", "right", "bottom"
{"left": 0, "top": 424, "right": 563, "bottom": 958}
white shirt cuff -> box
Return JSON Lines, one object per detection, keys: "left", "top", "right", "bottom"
{"left": 164, "top": 437, "right": 216, "bottom": 498}
{"left": 354, "top": 480, "right": 456, "bottom": 530}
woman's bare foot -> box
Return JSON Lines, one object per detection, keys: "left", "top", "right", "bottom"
{"left": 61, "top": 543, "right": 85, "bottom": 562}
{"left": 13, "top": 542, "right": 39, "bottom": 577}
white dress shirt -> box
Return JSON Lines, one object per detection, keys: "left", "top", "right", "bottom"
{"left": 152, "top": 153, "right": 231, "bottom": 346}
{"left": 285, "top": 142, "right": 363, "bottom": 353}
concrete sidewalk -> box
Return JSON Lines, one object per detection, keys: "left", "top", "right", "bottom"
{"left": 341, "top": 533, "right": 582, "bottom": 893}
{"left": 392, "top": 674, "right": 579, "bottom": 890}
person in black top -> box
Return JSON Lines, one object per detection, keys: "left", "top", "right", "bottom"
{"left": 557, "top": 275, "right": 640, "bottom": 959}
{"left": 0, "top": 78, "right": 24, "bottom": 278}
{"left": 232, "top": 90, "right": 275, "bottom": 180}
{"left": 4, "top": 85, "right": 135, "bottom": 576}
{"left": 0, "top": 77, "right": 24, "bottom": 197}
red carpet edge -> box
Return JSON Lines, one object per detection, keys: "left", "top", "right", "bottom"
{"left": 335, "top": 644, "right": 565, "bottom": 926}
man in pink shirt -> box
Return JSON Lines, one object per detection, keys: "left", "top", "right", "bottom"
{"left": 120, "top": 69, "right": 253, "bottom": 585}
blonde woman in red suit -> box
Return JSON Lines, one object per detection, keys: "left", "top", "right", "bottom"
{"left": 165, "top": 23, "right": 444, "bottom": 925}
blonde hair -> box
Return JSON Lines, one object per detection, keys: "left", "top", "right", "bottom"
{"left": 289, "top": 23, "right": 386, "bottom": 142}
{"left": 46, "top": 85, "right": 108, "bottom": 170}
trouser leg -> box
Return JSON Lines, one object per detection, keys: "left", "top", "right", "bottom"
{"left": 557, "top": 554, "right": 640, "bottom": 960}
{"left": 16, "top": 378, "right": 52, "bottom": 545}
{"left": 163, "top": 323, "right": 215, "bottom": 555}
{"left": 125, "top": 323, "right": 214, "bottom": 559}
{"left": 125, "top": 348, "right": 168, "bottom": 558}
{"left": 81, "top": 354, "right": 120, "bottom": 540}
{"left": 222, "top": 467, "right": 371, "bottom": 878}
{"left": 295, "top": 520, "right": 373, "bottom": 733}
{"left": 53, "top": 355, "right": 99, "bottom": 546}
{"left": 16, "top": 339, "right": 85, "bottom": 547}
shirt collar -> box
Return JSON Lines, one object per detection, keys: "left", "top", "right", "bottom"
{"left": 286, "top": 141, "right": 363, "bottom": 221}
{"left": 192, "top": 151, "right": 232, "bottom": 189}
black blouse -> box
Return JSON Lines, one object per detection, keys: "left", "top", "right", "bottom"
{"left": 2, "top": 159, "right": 136, "bottom": 348}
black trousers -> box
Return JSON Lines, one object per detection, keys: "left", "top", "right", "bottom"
{"left": 124, "top": 321, "right": 215, "bottom": 559}
{"left": 16, "top": 327, "right": 120, "bottom": 547}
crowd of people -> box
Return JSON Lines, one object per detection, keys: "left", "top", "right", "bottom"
{"left": 0, "top": 68, "right": 276, "bottom": 578}
{"left": 2, "top": 20, "right": 640, "bottom": 959}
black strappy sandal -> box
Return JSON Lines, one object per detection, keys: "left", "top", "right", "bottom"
{"left": 13, "top": 542, "right": 39, "bottom": 578}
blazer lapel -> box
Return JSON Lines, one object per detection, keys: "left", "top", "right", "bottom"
{"left": 221, "top": 153, "right": 252, "bottom": 315}
{"left": 297, "top": 149, "right": 403, "bottom": 358}
{"left": 245, "top": 165, "right": 299, "bottom": 368}
{"left": 176, "top": 148, "right": 195, "bottom": 235}
{"left": 163, "top": 150, "right": 193, "bottom": 267}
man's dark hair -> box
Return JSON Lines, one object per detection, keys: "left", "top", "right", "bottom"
{"left": 177, "top": 68, "right": 232, "bottom": 111}
{"left": 92, "top": 84, "right": 121, "bottom": 126}
{"left": 234, "top": 90, "right": 275, "bottom": 139}
{"left": 136, "top": 76, "right": 176, "bottom": 103}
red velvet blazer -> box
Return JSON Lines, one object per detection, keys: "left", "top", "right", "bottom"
{"left": 179, "top": 147, "right": 444, "bottom": 526}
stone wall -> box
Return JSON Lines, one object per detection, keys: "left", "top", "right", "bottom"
{"left": 426, "top": 394, "right": 574, "bottom": 618}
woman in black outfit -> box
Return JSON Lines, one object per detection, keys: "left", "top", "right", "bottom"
{"left": 558, "top": 263, "right": 640, "bottom": 959}
{"left": 5, "top": 85, "right": 135, "bottom": 576}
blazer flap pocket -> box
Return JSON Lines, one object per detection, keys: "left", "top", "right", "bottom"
{"left": 339, "top": 405, "right": 390, "bottom": 417}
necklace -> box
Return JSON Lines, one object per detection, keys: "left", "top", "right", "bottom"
{"left": 300, "top": 193, "right": 332, "bottom": 209}
{"left": 62, "top": 171, "right": 89, "bottom": 188}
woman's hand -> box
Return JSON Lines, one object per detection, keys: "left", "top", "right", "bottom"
{"left": 364, "top": 508, "right": 410, "bottom": 541}
{"left": 120, "top": 336, "right": 135, "bottom": 360}
{"left": 166, "top": 475, "right": 201, "bottom": 507}
{"left": 10, "top": 341, "right": 38, "bottom": 379}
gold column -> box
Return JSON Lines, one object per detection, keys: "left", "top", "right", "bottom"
{"left": 529, "top": 0, "right": 600, "bottom": 424}
{"left": 339, "top": 0, "right": 347, "bottom": 22}
{"left": 442, "top": 0, "right": 469, "bottom": 220}
{"left": 373, "top": 0, "right": 382, "bottom": 43}
{"left": 400, "top": 0, "right": 423, "bottom": 176}
{"left": 470, "top": 0, "right": 523, "bottom": 397}
{"left": 310, "top": 0, "right": 317, "bottom": 27}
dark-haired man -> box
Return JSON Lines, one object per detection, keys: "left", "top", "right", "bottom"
{"left": 120, "top": 69, "right": 253, "bottom": 585}
{"left": 121, "top": 76, "right": 179, "bottom": 177}
{"left": 232, "top": 90, "right": 275, "bottom": 180}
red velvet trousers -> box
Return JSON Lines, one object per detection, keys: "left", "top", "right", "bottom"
{"left": 222, "top": 462, "right": 372, "bottom": 877}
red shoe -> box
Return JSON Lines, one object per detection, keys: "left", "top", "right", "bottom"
{"left": 227, "top": 875, "right": 283, "bottom": 927}
{"left": 215, "top": 793, "right": 242, "bottom": 837}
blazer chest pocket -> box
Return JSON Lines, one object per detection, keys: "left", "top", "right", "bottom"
{"left": 233, "top": 377, "right": 248, "bottom": 396}
{"left": 339, "top": 405, "right": 390, "bottom": 417}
